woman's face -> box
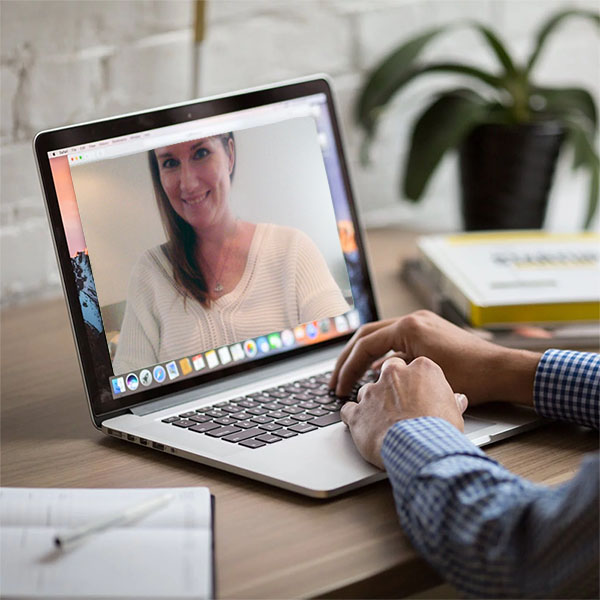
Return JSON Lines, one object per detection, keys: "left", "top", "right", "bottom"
{"left": 155, "top": 137, "right": 235, "bottom": 232}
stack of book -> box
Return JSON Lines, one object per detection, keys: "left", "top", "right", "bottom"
{"left": 402, "top": 231, "right": 600, "bottom": 350}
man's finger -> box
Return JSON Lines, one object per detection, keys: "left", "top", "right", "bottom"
{"left": 371, "top": 350, "right": 407, "bottom": 371}
{"left": 340, "top": 401, "right": 358, "bottom": 426}
{"left": 379, "top": 356, "right": 408, "bottom": 373}
{"left": 454, "top": 393, "right": 468, "bottom": 414}
{"left": 335, "top": 322, "right": 403, "bottom": 397}
{"left": 329, "top": 319, "right": 396, "bottom": 390}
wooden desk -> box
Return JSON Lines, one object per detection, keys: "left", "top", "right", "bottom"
{"left": 1, "top": 228, "right": 598, "bottom": 598}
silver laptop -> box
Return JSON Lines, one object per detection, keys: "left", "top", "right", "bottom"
{"left": 34, "top": 75, "right": 540, "bottom": 498}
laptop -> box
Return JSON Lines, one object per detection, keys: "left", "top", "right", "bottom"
{"left": 34, "top": 75, "right": 540, "bottom": 498}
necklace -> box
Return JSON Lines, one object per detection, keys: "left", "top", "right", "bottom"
{"left": 202, "top": 221, "right": 238, "bottom": 295}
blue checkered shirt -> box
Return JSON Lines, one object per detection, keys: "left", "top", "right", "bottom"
{"left": 381, "top": 349, "right": 599, "bottom": 598}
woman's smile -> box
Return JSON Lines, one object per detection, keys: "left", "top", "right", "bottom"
{"left": 182, "top": 190, "right": 210, "bottom": 206}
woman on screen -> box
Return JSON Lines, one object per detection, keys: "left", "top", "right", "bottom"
{"left": 113, "top": 133, "right": 350, "bottom": 374}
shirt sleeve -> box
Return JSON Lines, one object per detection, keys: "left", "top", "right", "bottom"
{"left": 382, "top": 417, "right": 599, "bottom": 598}
{"left": 534, "top": 349, "right": 599, "bottom": 429}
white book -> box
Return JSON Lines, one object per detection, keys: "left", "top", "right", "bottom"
{"left": 0, "top": 487, "right": 214, "bottom": 599}
{"left": 418, "top": 231, "right": 600, "bottom": 327}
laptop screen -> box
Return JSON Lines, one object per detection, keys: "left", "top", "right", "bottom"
{"left": 36, "top": 78, "right": 377, "bottom": 417}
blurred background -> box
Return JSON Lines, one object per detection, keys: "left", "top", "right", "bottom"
{"left": 1, "top": 0, "right": 599, "bottom": 307}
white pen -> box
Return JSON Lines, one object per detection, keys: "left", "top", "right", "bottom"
{"left": 54, "top": 492, "right": 174, "bottom": 550}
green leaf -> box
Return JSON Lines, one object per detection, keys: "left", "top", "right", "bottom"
{"left": 532, "top": 86, "right": 598, "bottom": 130}
{"left": 357, "top": 60, "right": 503, "bottom": 163}
{"left": 563, "top": 118, "right": 600, "bottom": 228}
{"left": 418, "top": 62, "right": 504, "bottom": 88}
{"left": 356, "top": 27, "right": 449, "bottom": 135}
{"left": 469, "top": 23, "right": 517, "bottom": 77}
{"left": 403, "top": 89, "right": 490, "bottom": 201}
{"left": 526, "top": 9, "right": 600, "bottom": 74}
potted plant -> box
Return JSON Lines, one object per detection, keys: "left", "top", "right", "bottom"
{"left": 356, "top": 9, "right": 599, "bottom": 230}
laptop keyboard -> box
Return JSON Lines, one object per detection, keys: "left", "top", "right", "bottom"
{"left": 161, "top": 370, "right": 377, "bottom": 449}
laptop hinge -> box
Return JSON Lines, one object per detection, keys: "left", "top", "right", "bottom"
{"left": 130, "top": 344, "right": 343, "bottom": 417}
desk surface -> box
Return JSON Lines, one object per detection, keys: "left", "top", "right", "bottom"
{"left": 1, "top": 228, "right": 598, "bottom": 599}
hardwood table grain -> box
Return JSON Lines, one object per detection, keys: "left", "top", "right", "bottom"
{"left": 1, "top": 227, "right": 597, "bottom": 599}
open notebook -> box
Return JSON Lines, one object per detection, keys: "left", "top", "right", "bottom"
{"left": 0, "top": 487, "right": 214, "bottom": 599}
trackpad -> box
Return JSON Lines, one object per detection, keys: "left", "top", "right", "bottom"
{"left": 464, "top": 415, "right": 497, "bottom": 435}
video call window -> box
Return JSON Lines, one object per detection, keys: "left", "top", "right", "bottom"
{"left": 49, "top": 95, "right": 369, "bottom": 405}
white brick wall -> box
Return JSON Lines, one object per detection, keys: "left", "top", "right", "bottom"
{"left": 1, "top": 0, "right": 599, "bottom": 306}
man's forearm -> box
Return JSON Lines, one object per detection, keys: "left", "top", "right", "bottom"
{"left": 382, "top": 419, "right": 599, "bottom": 598}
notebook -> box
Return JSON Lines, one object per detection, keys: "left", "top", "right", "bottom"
{"left": 33, "top": 75, "right": 540, "bottom": 498}
{"left": 0, "top": 487, "right": 214, "bottom": 599}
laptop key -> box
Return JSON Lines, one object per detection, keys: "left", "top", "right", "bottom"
{"left": 235, "top": 420, "right": 256, "bottom": 429}
{"left": 239, "top": 438, "right": 266, "bottom": 448}
{"left": 189, "top": 414, "right": 211, "bottom": 423}
{"left": 237, "top": 399, "right": 258, "bottom": 409}
{"left": 172, "top": 419, "right": 196, "bottom": 428}
{"left": 247, "top": 393, "right": 270, "bottom": 403}
{"left": 275, "top": 397, "right": 297, "bottom": 406}
{"left": 259, "top": 423, "right": 282, "bottom": 431}
{"left": 282, "top": 384, "right": 302, "bottom": 393}
{"left": 313, "top": 397, "right": 336, "bottom": 405}
{"left": 189, "top": 422, "right": 221, "bottom": 433}
{"left": 288, "top": 423, "right": 318, "bottom": 434}
{"left": 290, "top": 393, "right": 312, "bottom": 402}
{"left": 179, "top": 411, "right": 197, "bottom": 418}
{"left": 228, "top": 396, "right": 246, "bottom": 404}
{"left": 290, "top": 413, "right": 314, "bottom": 422}
{"left": 206, "top": 410, "right": 225, "bottom": 418}
{"left": 221, "top": 405, "right": 244, "bottom": 413}
{"left": 274, "top": 429, "right": 298, "bottom": 439}
{"left": 298, "top": 401, "right": 318, "bottom": 409}
{"left": 250, "top": 415, "right": 273, "bottom": 424}
{"left": 276, "top": 417, "right": 296, "bottom": 427}
{"left": 309, "top": 388, "right": 330, "bottom": 397}
{"left": 222, "top": 428, "right": 263, "bottom": 443}
{"left": 214, "top": 416, "right": 238, "bottom": 426}
{"left": 299, "top": 381, "right": 319, "bottom": 390}
{"left": 267, "top": 410, "right": 287, "bottom": 419}
{"left": 255, "top": 433, "right": 282, "bottom": 444}
{"left": 306, "top": 408, "right": 328, "bottom": 417}
{"left": 229, "top": 412, "right": 252, "bottom": 421}
{"left": 206, "top": 425, "right": 242, "bottom": 438}
{"left": 161, "top": 416, "right": 179, "bottom": 423}
{"left": 310, "top": 412, "right": 342, "bottom": 427}
{"left": 282, "top": 406, "right": 303, "bottom": 415}
{"left": 263, "top": 401, "right": 282, "bottom": 410}
{"left": 246, "top": 407, "right": 268, "bottom": 415}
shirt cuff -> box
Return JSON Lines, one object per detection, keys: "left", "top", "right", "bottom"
{"left": 381, "top": 417, "right": 489, "bottom": 494}
{"left": 534, "top": 349, "right": 600, "bottom": 429}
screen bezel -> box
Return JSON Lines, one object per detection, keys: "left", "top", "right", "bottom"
{"left": 34, "top": 76, "right": 379, "bottom": 426}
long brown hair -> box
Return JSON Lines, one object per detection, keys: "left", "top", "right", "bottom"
{"left": 148, "top": 132, "right": 235, "bottom": 307}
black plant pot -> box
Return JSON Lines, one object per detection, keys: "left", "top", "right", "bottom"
{"left": 459, "top": 121, "right": 565, "bottom": 230}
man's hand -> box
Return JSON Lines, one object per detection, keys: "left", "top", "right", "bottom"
{"left": 331, "top": 310, "right": 541, "bottom": 407}
{"left": 340, "top": 356, "right": 468, "bottom": 468}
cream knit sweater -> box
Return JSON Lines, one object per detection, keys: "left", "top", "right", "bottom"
{"left": 113, "top": 223, "right": 350, "bottom": 373}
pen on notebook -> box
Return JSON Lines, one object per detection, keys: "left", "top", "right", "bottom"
{"left": 54, "top": 492, "right": 174, "bottom": 550}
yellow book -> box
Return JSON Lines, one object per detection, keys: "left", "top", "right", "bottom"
{"left": 417, "top": 231, "right": 600, "bottom": 327}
